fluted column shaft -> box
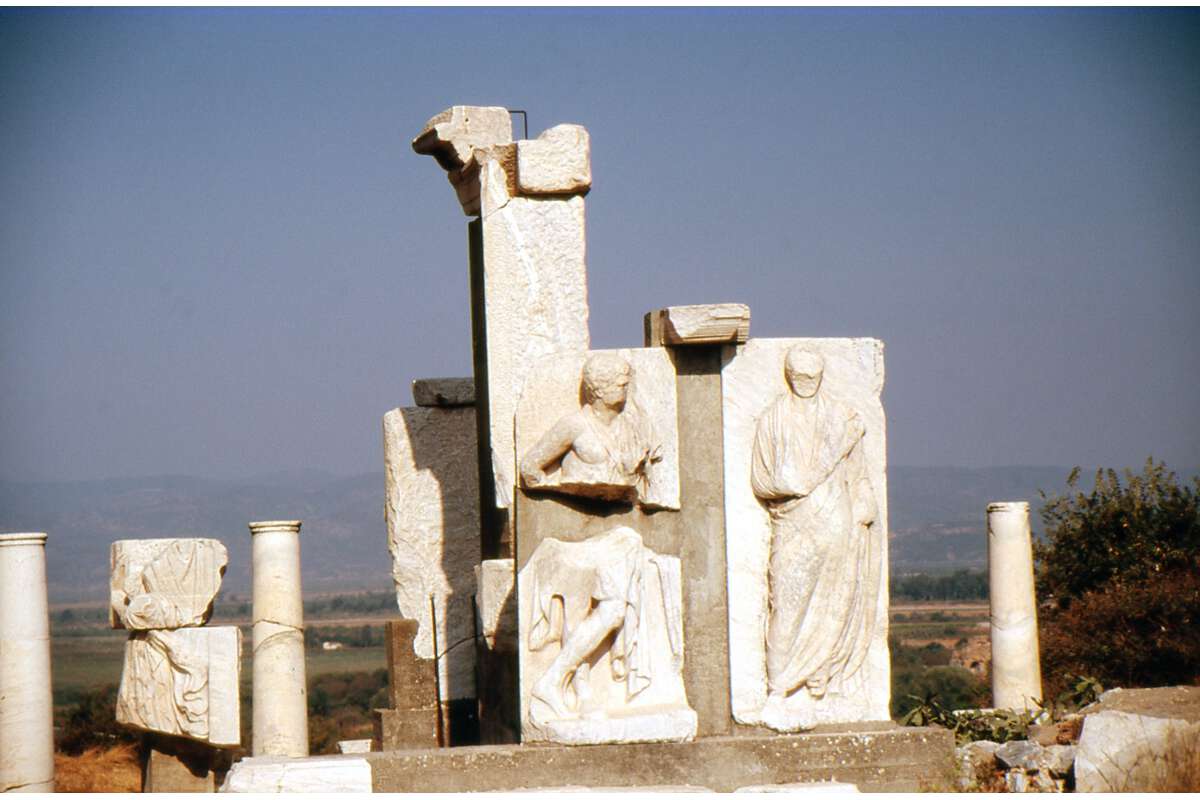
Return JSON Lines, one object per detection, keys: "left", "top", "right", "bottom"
{"left": 0, "top": 533, "right": 54, "bottom": 792}
{"left": 249, "top": 521, "right": 308, "bottom": 757}
{"left": 987, "top": 502, "right": 1043, "bottom": 711}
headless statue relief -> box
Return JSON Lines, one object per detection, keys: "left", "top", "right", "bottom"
{"left": 523, "top": 527, "right": 686, "bottom": 734}
{"left": 519, "top": 353, "right": 662, "bottom": 505}
{"left": 751, "top": 347, "right": 881, "bottom": 731}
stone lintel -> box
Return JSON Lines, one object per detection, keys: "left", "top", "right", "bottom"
{"left": 412, "top": 377, "right": 475, "bottom": 408}
{"left": 644, "top": 304, "right": 750, "bottom": 347}
{"left": 366, "top": 725, "right": 956, "bottom": 793}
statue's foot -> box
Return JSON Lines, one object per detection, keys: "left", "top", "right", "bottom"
{"left": 530, "top": 673, "right": 572, "bottom": 723}
{"left": 760, "top": 692, "right": 816, "bottom": 733}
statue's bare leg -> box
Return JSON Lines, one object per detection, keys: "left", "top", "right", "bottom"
{"left": 531, "top": 597, "right": 624, "bottom": 720}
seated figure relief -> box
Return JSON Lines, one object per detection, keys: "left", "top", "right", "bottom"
{"left": 750, "top": 347, "right": 881, "bottom": 732}
{"left": 520, "top": 526, "right": 694, "bottom": 743}
{"left": 519, "top": 353, "right": 662, "bottom": 505}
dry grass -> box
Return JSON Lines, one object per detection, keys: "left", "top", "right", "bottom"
{"left": 54, "top": 744, "right": 141, "bottom": 793}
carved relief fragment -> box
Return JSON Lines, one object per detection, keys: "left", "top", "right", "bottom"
{"left": 115, "top": 626, "right": 241, "bottom": 746}
{"left": 516, "top": 349, "right": 679, "bottom": 510}
{"left": 110, "top": 539, "right": 228, "bottom": 630}
{"left": 724, "top": 338, "right": 890, "bottom": 732}
{"left": 518, "top": 527, "right": 696, "bottom": 744}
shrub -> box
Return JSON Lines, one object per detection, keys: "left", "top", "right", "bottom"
{"left": 892, "top": 664, "right": 987, "bottom": 719}
{"left": 1039, "top": 566, "right": 1200, "bottom": 698}
{"left": 56, "top": 684, "right": 138, "bottom": 755}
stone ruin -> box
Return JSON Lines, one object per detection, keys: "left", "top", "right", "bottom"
{"left": 225, "top": 104, "right": 957, "bottom": 791}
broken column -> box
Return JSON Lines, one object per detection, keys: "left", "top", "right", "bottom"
{"left": 412, "top": 106, "right": 592, "bottom": 559}
{"left": 249, "top": 520, "right": 308, "bottom": 757}
{"left": 0, "top": 532, "right": 54, "bottom": 793}
{"left": 986, "top": 501, "right": 1043, "bottom": 711}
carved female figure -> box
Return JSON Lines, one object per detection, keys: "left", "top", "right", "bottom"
{"left": 750, "top": 347, "right": 880, "bottom": 730}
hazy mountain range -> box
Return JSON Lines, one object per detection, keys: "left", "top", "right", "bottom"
{"left": 0, "top": 465, "right": 1168, "bottom": 603}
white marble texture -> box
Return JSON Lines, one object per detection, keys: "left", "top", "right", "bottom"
{"left": 515, "top": 348, "right": 679, "bottom": 510}
{"left": 987, "top": 501, "right": 1043, "bottom": 712}
{"left": 518, "top": 527, "right": 696, "bottom": 745}
{"left": 116, "top": 625, "right": 241, "bottom": 746}
{"left": 516, "top": 124, "right": 592, "bottom": 195}
{"left": 479, "top": 152, "right": 591, "bottom": 508}
{"left": 382, "top": 405, "right": 479, "bottom": 701}
{"left": 249, "top": 520, "right": 308, "bottom": 758}
{"left": 722, "top": 338, "right": 890, "bottom": 730}
{"left": 110, "top": 538, "right": 228, "bottom": 630}
{"left": 220, "top": 755, "right": 373, "bottom": 793}
{"left": 0, "top": 533, "right": 54, "bottom": 793}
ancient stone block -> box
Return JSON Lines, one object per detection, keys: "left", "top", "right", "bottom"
{"left": 478, "top": 156, "right": 591, "bottom": 509}
{"left": 644, "top": 304, "right": 750, "bottom": 347}
{"left": 383, "top": 405, "right": 479, "bottom": 703}
{"left": 412, "top": 377, "right": 474, "bottom": 407}
{"left": 412, "top": 105, "right": 512, "bottom": 175}
{"left": 1075, "top": 686, "right": 1200, "bottom": 792}
{"left": 221, "top": 755, "right": 373, "bottom": 793}
{"left": 475, "top": 558, "right": 515, "bottom": 653}
{"left": 515, "top": 348, "right": 679, "bottom": 510}
{"left": 116, "top": 625, "right": 241, "bottom": 746}
{"left": 516, "top": 124, "right": 591, "bottom": 196}
{"left": 722, "top": 338, "right": 890, "bottom": 731}
{"left": 110, "top": 538, "right": 228, "bottom": 630}
{"left": 518, "top": 526, "right": 696, "bottom": 745}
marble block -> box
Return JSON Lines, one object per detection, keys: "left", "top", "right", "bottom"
{"left": 383, "top": 405, "right": 479, "bottom": 702}
{"left": 220, "top": 755, "right": 373, "bottom": 794}
{"left": 116, "top": 625, "right": 241, "bottom": 746}
{"left": 645, "top": 304, "right": 750, "bottom": 347}
{"left": 475, "top": 558, "right": 515, "bottom": 653}
{"left": 515, "top": 348, "right": 679, "bottom": 510}
{"left": 412, "top": 377, "right": 474, "bottom": 407}
{"left": 722, "top": 338, "right": 890, "bottom": 731}
{"left": 412, "top": 105, "right": 512, "bottom": 175}
{"left": 110, "top": 538, "right": 228, "bottom": 630}
{"left": 516, "top": 124, "right": 592, "bottom": 196}
{"left": 518, "top": 526, "right": 696, "bottom": 745}
{"left": 478, "top": 154, "right": 591, "bottom": 508}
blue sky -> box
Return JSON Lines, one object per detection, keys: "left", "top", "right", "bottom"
{"left": 1, "top": 8, "right": 1197, "bottom": 481}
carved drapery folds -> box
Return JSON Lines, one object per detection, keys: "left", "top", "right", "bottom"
{"left": 111, "top": 538, "right": 240, "bottom": 747}
{"left": 519, "top": 527, "right": 695, "bottom": 744}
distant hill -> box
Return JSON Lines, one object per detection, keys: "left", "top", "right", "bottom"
{"left": 1, "top": 464, "right": 1184, "bottom": 602}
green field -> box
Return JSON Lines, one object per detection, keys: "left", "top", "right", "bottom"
{"left": 52, "top": 626, "right": 385, "bottom": 709}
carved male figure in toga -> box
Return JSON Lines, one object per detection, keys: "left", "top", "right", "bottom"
{"left": 751, "top": 346, "right": 880, "bottom": 731}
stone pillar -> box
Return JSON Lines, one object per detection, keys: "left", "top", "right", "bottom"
{"left": 0, "top": 532, "right": 54, "bottom": 793}
{"left": 249, "top": 520, "right": 308, "bottom": 757}
{"left": 987, "top": 502, "right": 1043, "bottom": 711}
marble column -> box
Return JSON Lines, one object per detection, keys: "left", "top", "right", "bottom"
{"left": 986, "top": 502, "right": 1043, "bottom": 711}
{"left": 249, "top": 520, "right": 308, "bottom": 757}
{"left": 0, "top": 533, "right": 54, "bottom": 792}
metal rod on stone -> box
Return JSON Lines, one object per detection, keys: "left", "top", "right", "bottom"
{"left": 0, "top": 532, "right": 55, "bottom": 793}
{"left": 249, "top": 520, "right": 309, "bottom": 757}
{"left": 986, "top": 502, "right": 1044, "bottom": 712}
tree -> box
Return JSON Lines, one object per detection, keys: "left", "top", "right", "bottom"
{"left": 1036, "top": 459, "right": 1200, "bottom": 605}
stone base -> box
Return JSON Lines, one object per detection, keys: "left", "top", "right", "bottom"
{"left": 374, "top": 708, "right": 438, "bottom": 751}
{"left": 531, "top": 706, "right": 698, "bottom": 746}
{"left": 142, "top": 734, "right": 227, "bottom": 793}
{"left": 365, "top": 724, "right": 955, "bottom": 792}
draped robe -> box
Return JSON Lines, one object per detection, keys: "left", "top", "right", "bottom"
{"left": 750, "top": 391, "right": 880, "bottom": 698}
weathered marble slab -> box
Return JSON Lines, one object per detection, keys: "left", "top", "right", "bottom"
{"left": 478, "top": 155, "right": 591, "bottom": 508}
{"left": 722, "top": 338, "right": 890, "bottom": 730}
{"left": 221, "top": 754, "right": 373, "bottom": 793}
{"left": 514, "top": 348, "right": 679, "bottom": 510}
{"left": 383, "top": 405, "right": 479, "bottom": 702}
{"left": 110, "top": 538, "right": 228, "bottom": 630}
{"left": 518, "top": 527, "right": 696, "bottom": 745}
{"left": 412, "top": 377, "right": 474, "bottom": 408}
{"left": 645, "top": 304, "right": 750, "bottom": 347}
{"left": 116, "top": 625, "right": 241, "bottom": 746}
{"left": 516, "top": 124, "right": 592, "bottom": 195}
